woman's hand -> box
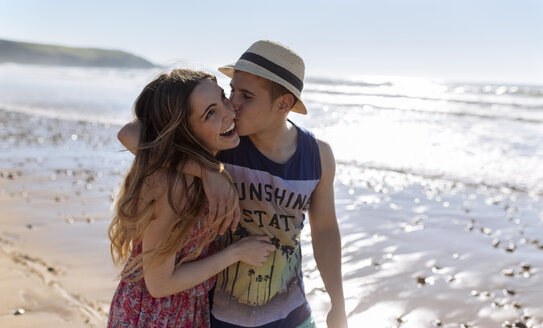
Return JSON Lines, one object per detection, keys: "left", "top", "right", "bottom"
{"left": 230, "top": 236, "right": 276, "bottom": 267}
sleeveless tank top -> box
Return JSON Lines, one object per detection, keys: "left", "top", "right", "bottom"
{"left": 213, "top": 121, "right": 321, "bottom": 326}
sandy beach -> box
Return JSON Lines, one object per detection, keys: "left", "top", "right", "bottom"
{"left": 1, "top": 107, "right": 542, "bottom": 328}
{"left": 0, "top": 109, "right": 125, "bottom": 327}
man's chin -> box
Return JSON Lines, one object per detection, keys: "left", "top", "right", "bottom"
{"left": 234, "top": 127, "right": 250, "bottom": 137}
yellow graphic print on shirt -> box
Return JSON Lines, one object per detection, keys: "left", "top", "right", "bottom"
{"left": 216, "top": 180, "right": 313, "bottom": 306}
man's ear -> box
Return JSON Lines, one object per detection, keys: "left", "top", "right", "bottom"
{"left": 276, "top": 93, "right": 296, "bottom": 112}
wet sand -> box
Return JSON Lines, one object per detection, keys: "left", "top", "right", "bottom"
{"left": 1, "top": 108, "right": 542, "bottom": 327}
{"left": 305, "top": 165, "right": 543, "bottom": 327}
{"left": 0, "top": 109, "right": 126, "bottom": 327}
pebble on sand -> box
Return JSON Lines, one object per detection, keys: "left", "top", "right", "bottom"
{"left": 13, "top": 308, "right": 25, "bottom": 315}
{"left": 416, "top": 275, "right": 427, "bottom": 287}
{"left": 502, "top": 320, "right": 528, "bottom": 328}
{"left": 502, "top": 288, "right": 515, "bottom": 296}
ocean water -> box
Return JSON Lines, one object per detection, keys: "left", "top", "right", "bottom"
{"left": 2, "top": 63, "right": 542, "bottom": 197}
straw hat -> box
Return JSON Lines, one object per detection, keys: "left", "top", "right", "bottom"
{"left": 218, "top": 40, "right": 307, "bottom": 115}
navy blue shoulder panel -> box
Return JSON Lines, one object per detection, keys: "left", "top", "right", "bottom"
{"left": 218, "top": 122, "right": 322, "bottom": 181}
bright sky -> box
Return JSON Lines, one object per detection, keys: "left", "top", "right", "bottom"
{"left": 1, "top": 0, "right": 542, "bottom": 84}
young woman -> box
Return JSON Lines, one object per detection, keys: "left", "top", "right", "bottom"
{"left": 107, "top": 69, "right": 275, "bottom": 328}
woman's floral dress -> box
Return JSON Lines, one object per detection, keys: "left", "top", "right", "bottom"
{"left": 108, "top": 216, "right": 217, "bottom": 328}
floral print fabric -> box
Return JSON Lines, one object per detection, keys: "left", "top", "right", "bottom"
{"left": 108, "top": 217, "right": 217, "bottom": 328}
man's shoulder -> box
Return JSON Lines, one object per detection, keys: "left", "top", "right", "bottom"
{"left": 315, "top": 138, "right": 333, "bottom": 156}
{"left": 292, "top": 121, "right": 315, "bottom": 139}
{"left": 313, "top": 138, "right": 335, "bottom": 183}
{"left": 294, "top": 124, "right": 331, "bottom": 160}
{"left": 291, "top": 121, "right": 329, "bottom": 151}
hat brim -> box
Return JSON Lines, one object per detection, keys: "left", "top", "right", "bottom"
{"left": 218, "top": 63, "right": 307, "bottom": 115}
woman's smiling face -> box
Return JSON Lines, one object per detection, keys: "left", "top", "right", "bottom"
{"left": 188, "top": 79, "right": 239, "bottom": 155}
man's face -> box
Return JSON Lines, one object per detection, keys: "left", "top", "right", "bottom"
{"left": 229, "top": 71, "right": 275, "bottom": 137}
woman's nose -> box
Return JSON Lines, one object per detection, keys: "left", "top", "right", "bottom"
{"left": 223, "top": 100, "right": 236, "bottom": 118}
{"left": 229, "top": 94, "right": 240, "bottom": 111}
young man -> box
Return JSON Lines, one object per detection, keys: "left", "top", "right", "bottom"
{"left": 118, "top": 40, "right": 347, "bottom": 328}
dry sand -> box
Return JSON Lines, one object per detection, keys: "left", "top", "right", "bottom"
{"left": 1, "top": 108, "right": 542, "bottom": 327}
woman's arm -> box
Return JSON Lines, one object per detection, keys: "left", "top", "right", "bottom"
{"left": 144, "top": 235, "right": 274, "bottom": 298}
{"left": 117, "top": 120, "right": 240, "bottom": 234}
{"left": 141, "top": 173, "right": 274, "bottom": 298}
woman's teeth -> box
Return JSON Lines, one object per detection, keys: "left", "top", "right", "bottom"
{"left": 220, "top": 123, "right": 235, "bottom": 136}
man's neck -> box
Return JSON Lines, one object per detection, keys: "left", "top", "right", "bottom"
{"left": 248, "top": 120, "right": 298, "bottom": 164}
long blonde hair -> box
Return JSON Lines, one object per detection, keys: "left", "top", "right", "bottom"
{"left": 108, "top": 69, "right": 237, "bottom": 281}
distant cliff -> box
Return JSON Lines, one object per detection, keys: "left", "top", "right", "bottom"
{"left": 0, "top": 39, "right": 156, "bottom": 68}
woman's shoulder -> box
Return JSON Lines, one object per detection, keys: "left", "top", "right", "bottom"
{"left": 141, "top": 168, "right": 189, "bottom": 199}
{"left": 139, "top": 168, "right": 168, "bottom": 202}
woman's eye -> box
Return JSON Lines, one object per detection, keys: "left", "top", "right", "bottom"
{"left": 205, "top": 109, "right": 215, "bottom": 120}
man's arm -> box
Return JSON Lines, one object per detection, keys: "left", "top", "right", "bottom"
{"left": 308, "top": 140, "right": 347, "bottom": 328}
{"left": 117, "top": 120, "right": 240, "bottom": 234}
{"left": 118, "top": 120, "right": 208, "bottom": 178}
{"left": 117, "top": 120, "right": 141, "bottom": 154}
